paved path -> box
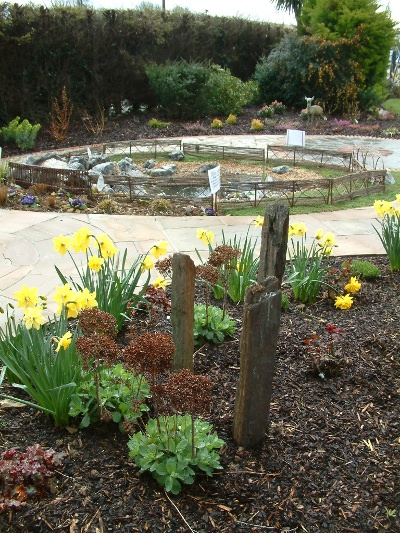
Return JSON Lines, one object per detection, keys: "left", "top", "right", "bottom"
{"left": 1, "top": 133, "right": 398, "bottom": 327}
{"left": 0, "top": 206, "right": 386, "bottom": 327}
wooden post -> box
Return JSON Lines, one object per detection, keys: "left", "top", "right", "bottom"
{"left": 233, "top": 276, "right": 282, "bottom": 448}
{"left": 257, "top": 202, "right": 289, "bottom": 287}
{"left": 171, "top": 253, "right": 195, "bottom": 370}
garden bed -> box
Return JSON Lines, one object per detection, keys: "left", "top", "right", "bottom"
{"left": 0, "top": 255, "right": 399, "bottom": 532}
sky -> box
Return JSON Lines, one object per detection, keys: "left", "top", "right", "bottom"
{"left": 10, "top": 1, "right": 400, "bottom": 26}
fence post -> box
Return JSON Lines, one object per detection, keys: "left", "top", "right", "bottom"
{"left": 233, "top": 276, "right": 282, "bottom": 448}
{"left": 257, "top": 202, "right": 289, "bottom": 287}
{"left": 171, "top": 253, "right": 195, "bottom": 370}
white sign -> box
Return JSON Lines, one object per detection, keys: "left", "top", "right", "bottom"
{"left": 208, "top": 166, "right": 221, "bottom": 194}
{"left": 96, "top": 175, "right": 105, "bottom": 191}
{"left": 286, "top": 129, "right": 305, "bottom": 147}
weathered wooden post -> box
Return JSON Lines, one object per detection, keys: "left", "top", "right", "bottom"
{"left": 233, "top": 202, "right": 289, "bottom": 447}
{"left": 233, "top": 276, "right": 282, "bottom": 447}
{"left": 171, "top": 253, "right": 195, "bottom": 370}
{"left": 257, "top": 202, "right": 289, "bottom": 286}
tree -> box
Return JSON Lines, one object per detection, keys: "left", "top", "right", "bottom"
{"left": 271, "top": 0, "right": 304, "bottom": 22}
{"left": 298, "top": 0, "right": 396, "bottom": 106}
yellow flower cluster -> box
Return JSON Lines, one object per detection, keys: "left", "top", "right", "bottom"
{"left": 254, "top": 215, "right": 264, "bottom": 228}
{"left": 288, "top": 222, "right": 307, "bottom": 237}
{"left": 13, "top": 282, "right": 97, "bottom": 329}
{"left": 141, "top": 240, "right": 169, "bottom": 289}
{"left": 53, "top": 227, "right": 118, "bottom": 274}
{"left": 373, "top": 197, "right": 400, "bottom": 218}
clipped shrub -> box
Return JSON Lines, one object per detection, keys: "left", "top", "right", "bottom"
{"left": 251, "top": 118, "right": 264, "bottom": 131}
{"left": 146, "top": 61, "right": 257, "bottom": 119}
{"left": 225, "top": 114, "right": 237, "bottom": 125}
{"left": 0, "top": 117, "right": 41, "bottom": 150}
{"left": 211, "top": 118, "right": 223, "bottom": 129}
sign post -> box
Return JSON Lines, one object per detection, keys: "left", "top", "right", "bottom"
{"left": 208, "top": 165, "right": 221, "bottom": 213}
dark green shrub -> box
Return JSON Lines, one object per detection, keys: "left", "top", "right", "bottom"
{"left": 146, "top": 61, "right": 211, "bottom": 119}
{"left": 206, "top": 66, "right": 258, "bottom": 115}
{"left": 253, "top": 33, "right": 364, "bottom": 114}
{"left": 350, "top": 260, "right": 381, "bottom": 280}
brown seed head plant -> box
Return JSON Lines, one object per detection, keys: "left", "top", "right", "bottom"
{"left": 195, "top": 264, "right": 220, "bottom": 315}
{"left": 155, "top": 256, "right": 173, "bottom": 279}
{"left": 75, "top": 333, "right": 120, "bottom": 369}
{"left": 140, "top": 285, "right": 171, "bottom": 314}
{"left": 49, "top": 86, "right": 73, "bottom": 143}
{"left": 78, "top": 308, "right": 118, "bottom": 339}
{"left": 160, "top": 369, "right": 212, "bottom": 417}
{"left": 123, "top": 332, "right": 174, "bottom": 385}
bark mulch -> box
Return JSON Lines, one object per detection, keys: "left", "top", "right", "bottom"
{"left": 0, "top": 255, "right": 399, "bottom": 532}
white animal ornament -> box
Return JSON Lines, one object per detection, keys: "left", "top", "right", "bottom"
{"left": 305, "top": 96, "right": 326, "bottom": 124}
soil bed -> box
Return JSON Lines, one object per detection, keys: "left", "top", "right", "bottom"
{"left": 0, "top": 255, "right": 399, "bottom": 532}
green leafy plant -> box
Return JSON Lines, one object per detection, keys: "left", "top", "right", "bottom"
{"left": 147, "top": 118, "right": 171, "bottom": 128}
{"left": 0, "top": 116, "right": 41, "bottom": 150}
{"left": 281, "top": 293, "right": 290, "bottom": 311}
{"left": 69, "top": 364, "right": 150, "bottom": 431}
{"left": 372, "top": 197, "right": 400, "bottom": 271}
{"left": 0, "top": 310, "right": 81, "bottom": 426}
{"left": 196, "top": 228, "right": 259, "bottom": 305}
{"left": 0, "top": 444, "right": 64, "bottom": 512}
{"left": 287, "top": 223, "right": 336, "bottom": 304}
{"left": 350, "top": 260, "right": 381, "bottom": 280}
{"left": 53, "top": 228, "right": 162, "bottom": 329}
{"left": 0, "top": 161, "right": 9, "bottom": 183}
{"left": 193, "top": 304, "right": 236, "bottom": 345}
{"left": 211, "top": 118, "right": 223, "bottom": 129}
{"left": 127, "top": 414, "right": 224, "bottom": 494}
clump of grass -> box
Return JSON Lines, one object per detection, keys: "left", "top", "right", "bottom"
{"left": 97, "top": 198, "right": 118, "bottom": 214}
{"left": 147, "top": 118, "right": 171, "bottom": 128}
{"left": 351, "top": 260, "right": 381, "bottom": 280}
{"left": 149, "top": 198, "right": 172, "bottom": 213}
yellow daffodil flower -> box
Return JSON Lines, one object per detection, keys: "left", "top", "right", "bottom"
{"left": 344, "top": 276, "right": 361, "bottom": 293}
{"left": 373, "top": 199, "right": 392, "bottom": 217}
{"left": 288, "top": 222, "right": 307, "bottom": 237}
{"left": 321, "top": 232, "right": 336, "bottom": 247}
{"left": 254, "top": 215, "right": 264, "bottom": 228}
{"left": 55, "top": 331, "right": 72, "bottom": 353}
{"left": 72, "top": 227, "right": 93, "bottom": 253}
{"left": 323, "top": 246, "right": 333, "bottom": 257}
{"left": 142, "top": 256, "right": 154, "bottom": 271}
{"left": 88, "top": 255, "right": 105, "bottom": 272}
{"left": 315, "top": 228, "right": 323, "bottom": 240}
{"left": 52, "top": 234, "right": 72, "bottom": 256}
{"left": 334, "top": 293, "right": 353, "bottom": 310}
{"left": 196, "top": 228, "right": 214, "bottom": 245}
{"left": 65, "top": 294, "right": 82, "bottom": 319}
{"left": 95, "top": 233, "right": 118, "bottom": 259}
{"left": 396, "top": 194, "right": 400, "bottom": 203}
{"left": 23, "top": 306, "right": 47, "bottom": 330}
{"left": 52, "top": 283, "right": 75, "bottom": 314}
{"left": 14, "top": 284, "right": 40, "bottom": 309}
{"left": 79, "top": 288, "right": 98, "bottom": 310}
{"left": 150, "top": 240, "right": 169, "bottom": 259}
{"left": 152, "top": 275, "right": 168, "bottom": 290}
